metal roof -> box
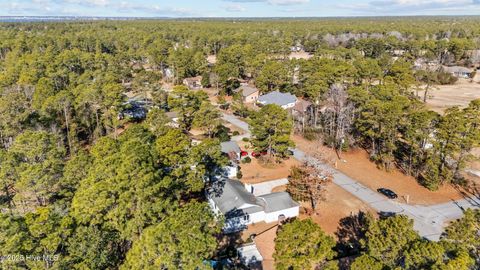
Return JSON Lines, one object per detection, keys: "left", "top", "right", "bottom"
{"left": 258, "top": 91, "right": 297, "bottom": 107}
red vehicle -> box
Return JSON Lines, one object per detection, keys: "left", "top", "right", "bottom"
{"left": 240, "top": 150, "right": 248, "bottom": 157}
{"left": 251, "top": 151, "right": 268, "bottom": 157}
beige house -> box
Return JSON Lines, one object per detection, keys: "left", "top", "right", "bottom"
{"left": 183, "top": 76, "right": 203, "bottom": 89}
{"left": 233, "top": 85, "right": 260, "bottom": 103}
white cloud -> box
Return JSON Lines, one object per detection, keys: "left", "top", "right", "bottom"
{"left": 268, "top": 0, "right": 309, "bottom": 5}
{"left": 224, "top": 4, "right": 247, "bottom": 12}
{"left": 340, "top": 0, "right": 480, "bottom": 14}
{"left": 74, "top": 0, "right": 109, "bottom": 6}
{"left": 223, "top": 0, "right": 310, "bottom": 6}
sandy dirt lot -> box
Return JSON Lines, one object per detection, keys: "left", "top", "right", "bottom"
{"left": 293, "top": 135, "right": 465, "bottom": 205}
{"left": 307, "top": 183, "right": 376, "bottom": 235}
{"left": 289, "top": 51, "right": 314, "bottom": 60}
{"left": 419, "top": 79, "right": 480, "bottom": 113}
{"left": 273, "top": 184, "right": 376, "bottom": 236}
{"left": 240, "top": 157, "right": 300, "bottom": 184}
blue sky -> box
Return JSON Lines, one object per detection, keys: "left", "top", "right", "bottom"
{"left": 1, "top": 0, "right": 480, "bottom": 17}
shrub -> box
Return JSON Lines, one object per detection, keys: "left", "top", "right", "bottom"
{"left": 236, "top": 169, "right": 243, "bottom": 179}
{"left": 242, "top": 137, "right": 250, "bottom": 142}
{"left": 436, "top": 71, "right": 458, "bottom": 85}
{"left": 242, "top": 156, "right": 252, "bottom": 164}
{"left": 303, "top": 128, "right": 318, "bottom": 141}
{"left": 232, "top": 131, "right": 240, "bottom": 136}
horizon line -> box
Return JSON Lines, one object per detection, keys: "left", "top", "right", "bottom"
{"left": 1, "top": 15, "right": 480, "bottom": 20}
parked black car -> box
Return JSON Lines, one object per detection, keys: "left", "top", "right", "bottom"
{"left": 377, "top": 188, "right": 398, "bottom": 199}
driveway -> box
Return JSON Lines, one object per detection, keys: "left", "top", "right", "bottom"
{"left": 245, "top": 178, "right": 289, "bottom": 196}
{"left": 222, "top": 113, "right": 251, "bottom": 141}
{"left": 222, "top": 113, "right": 480, "bottom": 241}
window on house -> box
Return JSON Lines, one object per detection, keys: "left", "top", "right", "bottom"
{"left": 243, "top": 215, "right": 250, "bottom": 221}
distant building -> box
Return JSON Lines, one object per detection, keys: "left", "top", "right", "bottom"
{"left": 165, "top": 111, "right": 179, "bottom": 128}
{"left": 414, "top": 58, "right": 440, "bottom": 71}
{"left": 118, "top": 98, "right": 153, "bottom": 120}
{"left": 233, "top": 85, "right": 260, "bottom": 103}
{"left": 208, "top": 179, "right": 299, "bottom": 233}
{"left": 258, "top": 91, "right": 297, "bottom": 109}
{"left": 443, "top": 66, "right": 473, "bottom": 79}
{"left": 183, "top": 76, "right": 203, "bottom": 89}
{"left": 290, "top": 45, "right": 304, "bottom": 52}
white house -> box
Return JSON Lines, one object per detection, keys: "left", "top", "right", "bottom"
{"left": 258, "top": 91, "right": 297, "bottom": 109}
{"left": 208, "top": 179, "right": 300, "bottom": 233}
{"left": 443, "top": 66, "right": 473, "bottom": 79}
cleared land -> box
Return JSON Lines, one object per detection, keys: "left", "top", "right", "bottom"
{"left": 273, "top": 183, "right": 376, "bottom": 235}
{"left": 239, "top": 157, "right": 300, "bottom": 184}
{"left": 293, "top": 135, "right": 465, "bottom": 205}
{"left": 238, "top": 139, "right": 300, "bottom": 183}
{"left": 419, "top": 78, "right": 480, "bottom": 113}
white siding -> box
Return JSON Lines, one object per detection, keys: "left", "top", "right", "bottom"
{"left": 248, "top": 211, "right": 266, "bottom": 224}
{"left": 281, "top": 102, "right": 296, "bottom": 109}
{"left": 264, "top": 206, "right": 300, "bottom": 223}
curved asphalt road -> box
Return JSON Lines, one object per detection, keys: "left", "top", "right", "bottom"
{"left": 222, "top": 113, "right": 480, "bottom": 241}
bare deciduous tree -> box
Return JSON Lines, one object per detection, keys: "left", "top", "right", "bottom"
{"left": 287, "top": 160, "right": 332, "bottom": 211}
{"left": 322, "top": 84, "right": 354, "bottom": 157}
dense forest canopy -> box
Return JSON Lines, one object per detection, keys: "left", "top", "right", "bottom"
{"left": 0, "top": 17, "right": 479, "bottom": 269}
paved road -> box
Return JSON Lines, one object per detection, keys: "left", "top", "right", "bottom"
{"left": 222, "top": 113, "right": 251, "bottom": 141}
{"left": 245, "top": 178, "right": 289, "bottom": 196}
{"left": 222, "top": 113, "right": 480, "bottom": 241}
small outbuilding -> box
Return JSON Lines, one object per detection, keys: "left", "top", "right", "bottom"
{"left": 220, "top": 141, "right": 241, "bottom": 161}
{"left": 237, "top": 243, "right": 263, "bottom": 269}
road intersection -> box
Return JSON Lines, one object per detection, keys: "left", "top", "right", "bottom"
{"left": 222, "top": 113, "right": 480, "bottom": 240}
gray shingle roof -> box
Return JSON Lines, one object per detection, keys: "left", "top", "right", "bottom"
{"left": 210, "top": 179, "right": 263, "bottom": 216}
{"left": 444, "top": 66, "right": 472, "bottom": 74}
{"left": 234, "top": 85, "right": 259, "bottom": 97}
{"left": 220, "top": 141, "right": 241, "bottom": 154}
{"left": 258, "top": 192, "right": 300, "bottom": 213}
{"left": 258, "top": 91, "right": 297, "bottom": 107}
{"left": 209, "top": 179, "right": 299, "bottom": 217}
